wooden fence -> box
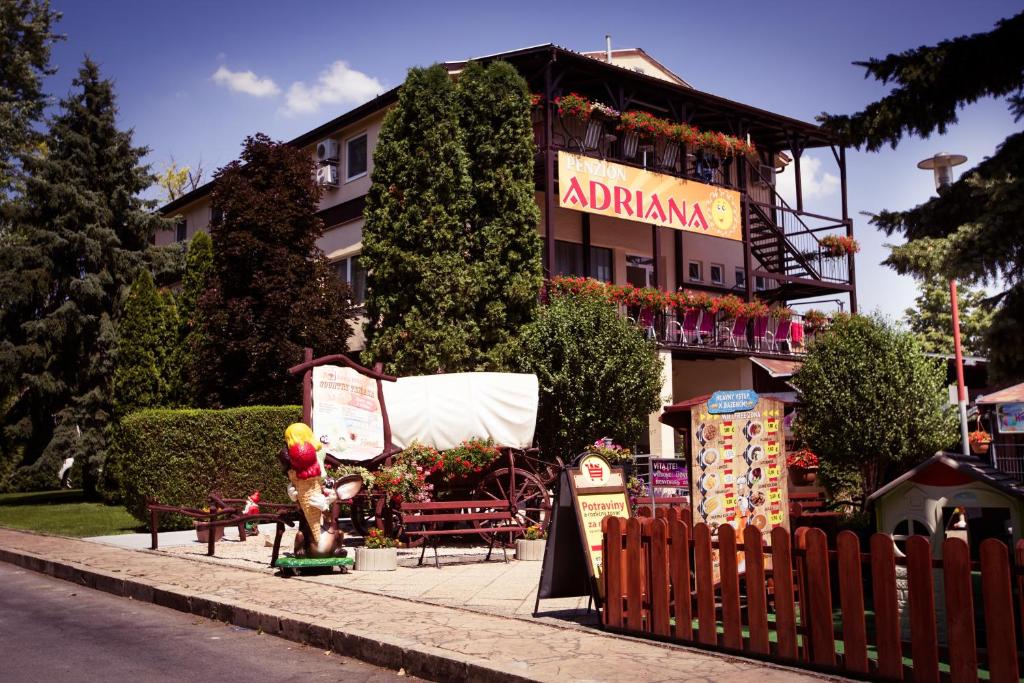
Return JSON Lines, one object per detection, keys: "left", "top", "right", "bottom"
{"left": 602, "top": 510, "right": 1024, "bottom": 682}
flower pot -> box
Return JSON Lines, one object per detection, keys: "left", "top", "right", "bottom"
{"left": 195, "top": 523, "right": 224, "bottom": 544}
{"left": 561, "top": 115, "right": 588, "bottom": 143}
{"left": 970, "top": 441, "right": 991, "bottom": 456}
{"left": 621, "top": 130, "right": 639, "bottom": 159}
{"left": 789, "top": 467, "right": 818, "bottom": 486}
{"left": 516, "top": 539, "right": 546, "bottom": 561}
{"left": 355, "top": 547, "right": 398, "bottom": 571}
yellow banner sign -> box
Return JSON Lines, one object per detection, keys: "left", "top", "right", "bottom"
{"left": 558, "top": 151, "right": 742, "bottom": 241}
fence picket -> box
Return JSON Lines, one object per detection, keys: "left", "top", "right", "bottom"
{"left": 694, "top": 523, "right": 717, "bottom": 645}
{"left": 836, "top": 531, "right": 868, "bottom": 675}
{"left": 626, "top": 518, "right": 644, "bottom": 631}
{"left": 603, "top": 516, "right": 624, "bottom": 628}
{"left": 650, "top": 519, "right": 671, "bottom": 637}
{"left": 803, "top": 528, "right": 836, "bottom": 667}
{"left": 718, "top": 524, "right": 743, "bottom": 649}
{"left": 980, "top": 539, "right": 1020, "bottom": 683}
{"left": 941, "top": 538, "right": 978, "bottom": 683}
{"left": 770, "top": 526, "right": 799, "bottom": 660}
{"left": 743, "top": 526, "right": 770, "bottom": 655}
{"left": 794, "top": 527, "right": 811, "bottom": 660}
{"left": 670, "top": 519, "right": 693, "bottom": 641}
{"left": 906, "top": 535, "right": 939, "bottom": 683}
{"left": 869, "top": 533, "right": 903, "bottom": 680}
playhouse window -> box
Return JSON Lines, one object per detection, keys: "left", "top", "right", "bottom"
{"left": 891, "top": 517, "right": 931, "bottom": 556}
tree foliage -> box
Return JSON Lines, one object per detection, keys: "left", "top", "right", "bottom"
{"left": 820, "top": 12, "right": 1024, "bottom": 380}
{"left": 112, "top": 271, "right": 174, "bottom": 417}
{"left": 154, "top": 159, "right": 189, "bottom": 202}
{"left": 0, "top": 0, "right": 61, "bottom": 195}
{"left": 0, "top": 60, "right": 166, "bottom": 491}
{"left": 195, "top": 133, "right": 352, "bottom": 407}
{"left": 503, "top": 292, "right": 664, "bottom": 462}
{"left": 177, "top": 231, "right": 213, "bottom": 404}
{"left": 792, "top": 315, "right": 957, "bottom": 504}
{"left": 456, "top": 61, "right": 543, "bottom": 365}
{"left": 361, "top": 64, "right": 476, "bottom": 374}
{"left": 904, "top": 276, "right": 993, "bottom": 356}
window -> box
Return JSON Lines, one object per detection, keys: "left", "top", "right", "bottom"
{"left": 346, "top": 133, "right": 368, "bottom": 181}
{"left": 589, "top": 246, "right": 613, "bottom": 282}
{"left": 891, "top": 517, "right": 931, "bottom": 556}
{"left": 755, "top": 275, "right": 767, "bottom": 291}
{"left": 710, "top": 263, "right": 724, "bottom": 285}
{"left": 735, "top": 267, "right": 746, "bottom": 288}
{"left": 555, "top": 240, "right": 583, "bottom": 277}
{"left": 688, "top": 260, "right": 702, "bottom": 282}
{"left": 175, "top": 219, "right": 187, "bottom": 243}
{"left": 626, "top": 255, "right": 654, "bottom": 288}
{"left": 333, "top": 255, "right": 367, "bottom": 305}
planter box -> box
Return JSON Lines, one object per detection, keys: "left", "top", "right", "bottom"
{"left": 195, "top": 523, "right": 224, "bottom": 544}
{"left": 515, "top": 539, "right": 546, "bottom": 561}
{"left": 354, "top": 547, "right": 397, "bottom": 571}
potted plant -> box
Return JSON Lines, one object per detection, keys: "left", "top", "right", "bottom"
{"left": 355, "top": 528, "right": 399, "bottom": 571}
{"left": 530, "top": 93, "right": 544, "bottom": 124}
{"left": 194, "top": 520, "right": 225, "bottom": 544}
{"left": 588, "top": 438, "right": 634, "bottom": 478}
{"left": 555, "top": 92, "right": 596, "bottom": 147}
{"left": 820, "top": 235, "right": 860, "bottom": 257}
{"left": 802, "top": 309, "right": 828, "bottom": 335}
{"left": 515, "top": 524, "right": 547, "bottom": 561}
{"left": 787, "top": 448, "right": 820, "bottom": 485}
{"left": 618, "top": 110, "right": 666, "bottom": 159}
{"left": 968, "top": 429, "right": 992, "bottom": 455}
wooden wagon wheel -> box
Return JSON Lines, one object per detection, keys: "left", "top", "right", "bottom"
{"left": 472, "top": 468, "right": 551, "bottom": 545}
{"left": 349, "top": 494, "right": 376, "bottom": 537}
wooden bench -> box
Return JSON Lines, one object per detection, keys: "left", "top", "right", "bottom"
{"left": 398, "top": 500, "right": 525, "bottom": 568}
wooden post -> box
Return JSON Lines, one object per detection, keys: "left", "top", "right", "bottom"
{"left": 980, "top": 539, "right": 1020, "bottom": 682}
{"left": 743, "top": 526, "right": 769, "bottom": 655}
{"left": 301, "top": 347, "right": 313, "bottom": 426}
{"left": 581, "top": 213, "right": 591, "bottom": 278}
{"left": 792, "top": 141, "right": 804, "bottom": 213}
{"left": 674, "top": 230, "right": 683, "bottom": 292}
{"left": 836, "top": 531, "right": 868, "bottom": 674}
{"left": 670, "top": 518, "right": 692, "bottom": 641}
{"left": 770, "top": 526, "right": 798, "bottom": 660}
{"left": 694, "top": 523, "right": 717, "bottom": 645}
{"left": 869, "top": 533, "right": 904, "bottom": 679}
{"left": 543, "top": 57, "right": 556, "bottom": 279}
{"left": 906, "top": 535, "right": 940, "bottom": 682}
{"left": 650, "top": 519, "right": 671, "bottom": 637}
{"left": 942, "top": 537, "right": 978, "bottom": 683}
{"left": 717, "top": 524, "right": 742, "bottom": 650}
{"left": 651, "top": 225, "right": 661, "bottom": 290}
{"left": 739, "top": 159, "right": 754, "bottom": 303}
{"left": 626, "top": 518, "right": 644, "bottom": 632}
{"left": 150, "top": 507, "right": 159, "bottom": 550}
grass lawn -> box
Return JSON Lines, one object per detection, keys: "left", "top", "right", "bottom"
{"left": 0, "top": 489, "right": 141, "bottom": 537}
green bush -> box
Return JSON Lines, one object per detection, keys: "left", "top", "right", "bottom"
{"left": 109, "top": 405, "right": 300, "bottom": 529}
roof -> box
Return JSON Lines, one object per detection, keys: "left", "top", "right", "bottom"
{"left": 867, "top": 452, "right": 1024, "bottom": 503}
{"left": 578, "top": 47, "right": 692, "bottom": 87}
{"left": 977, "top": 382, "right": 1024, "bottom": 405}
{"left": 751, "top": 357, "right": 802, "bottom": 379}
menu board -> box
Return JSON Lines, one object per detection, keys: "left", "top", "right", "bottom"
{"left": 650, "top": 458, "right": 689, "bottom": 501}
{"left": 311, "top": 365, "right": 385, "bottom": 461}
{"left": 689, "top": 392, "right": 789, "bottom": 579}
{"left": 996, "top": 402, "right": 1024, "bottom": 433}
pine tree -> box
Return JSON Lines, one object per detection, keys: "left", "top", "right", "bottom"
{"left": 195, "top": 133, "right": 352, "bottom": 407}
{"left": 456, "top": 61, "right": 543, "bottom": 366}
{"left": 177, "top": 231, "right": 213, "bottom": 404}
{"left": 821, "top": 11, "right": 1024, "bottom": 380}
{"left": 112, "top": 271, "right": 166, "bottom": 417}
{"left": 904, "top": 276, "right": 993, "bottom": 356}
{"left": 0, "top": 59, "right": 165, "bottom": 491}
{"left": 361, "top": 64, "right": 476, "bottom": 375}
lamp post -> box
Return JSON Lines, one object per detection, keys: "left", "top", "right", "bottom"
{"left": 917, "top": 152, "right": 969, "bottom": 455}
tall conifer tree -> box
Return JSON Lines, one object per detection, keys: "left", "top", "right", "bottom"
{"left": 361, "top": 65, "right": 476, "bottom": 375}
{"left": 0, "top": 59, "right": 165, "bottom": 490}
{"left": 112, "top": 271, "right": 166, "bottom": 417}
{"left": 456, "top": 61, "right": 542, "bottom": 366}
{"left": 195, "top": 134, "right": 352, "bottom": 407}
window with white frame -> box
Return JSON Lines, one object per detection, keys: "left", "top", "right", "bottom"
{"left": 346, "top": 133, "right": 368, "bottom": 181}
{"left": 688, "top": 260, "right": 702, "bottom": 282}
{"left": 710, "top": 263, "right": 724, "bottom": 285}
{"left": 755, "top": 275, "right": 767, "bottom": 291}
{"left": 735, "top": 267, "right": 746, "bottom": 288}
{"left": 333, "top": 255, "right": 367, "bottom": 305}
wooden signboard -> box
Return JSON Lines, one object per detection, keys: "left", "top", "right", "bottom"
{"left": 690, "top": 390, "right": 789, "bottom": 581}
{"left": 535, "top": 454, "right": 630, "bottom": 612}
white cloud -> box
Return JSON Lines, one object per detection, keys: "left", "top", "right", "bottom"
{"left": 774, "top": 155, "right": 839, "bottom": 205}
{"left": 283, "top": 61, "right": 384, "bottom": 116}
{"left": 211, "top": 66, "right": 280, "bottom": 97}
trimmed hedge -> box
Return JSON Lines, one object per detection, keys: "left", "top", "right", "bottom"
{"left": 109, "top": 405, "right": 301, "bottom": 529}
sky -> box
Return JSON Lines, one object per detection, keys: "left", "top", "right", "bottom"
{"left": 43, "top": 0, "right": 1021, "bottom": 318}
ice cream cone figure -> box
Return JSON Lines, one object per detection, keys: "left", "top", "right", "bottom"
{"left": 285, "top": 423, "right": 325, "bottom": 545}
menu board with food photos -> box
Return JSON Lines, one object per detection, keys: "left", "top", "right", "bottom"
{"left": 690, "top": 391, "right": 789, "bottom": 580}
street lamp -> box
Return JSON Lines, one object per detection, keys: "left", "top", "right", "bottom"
{"left": 918, "top": 152, "right": 969, "bottom": 455}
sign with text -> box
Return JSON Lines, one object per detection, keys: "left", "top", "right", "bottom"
{"left": 996, "top": 402, "right": 1024, "bottom": 433}
{"left": 708, "top": 389, "right": 759, "bottom": 414}
{"left": 311, "top": 365, "right": 385, "bottom": 461}
{"left": 690, "top": 392, "right": 789, "bottom": 582}
{"left": 650, "top": 458, "right": 689, "bottom": 500}
{"left": 558, "top": 151, "right": 742, "bottom": 241}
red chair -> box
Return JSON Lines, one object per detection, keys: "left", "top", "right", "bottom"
{"left": 751, "top": 316, "right": 770, "bottom": 350}
{"left": 720, "top": 315, "right": 749, "bottom": 349}
{"left": 768, "top": 318, "right": 792, "bottom": 353}
{"left": 696, "top": 310, "right": 716, "bottom": 345}
{"left": 675, "top": 308, "right": 701, "bottom": 344}
{"left": 638, "top": 308, "right": 657, "bottom": 340}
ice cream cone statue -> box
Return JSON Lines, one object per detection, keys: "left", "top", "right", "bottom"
{"left": 284, "top": 423, "right": 328, "bottom": 547}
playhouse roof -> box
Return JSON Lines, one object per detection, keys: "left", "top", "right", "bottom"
{"left": 867, "top": 452, "right": 1024, "bottom": 504}
{"left": 976, "top": 381, "right": 1024, "bottom": 405}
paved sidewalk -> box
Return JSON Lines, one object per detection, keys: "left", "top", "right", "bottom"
{"left": 0, "top": 527, "right": 833, "bottom": 682}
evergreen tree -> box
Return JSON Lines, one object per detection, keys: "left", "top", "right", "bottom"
{"left": 361, "top": 65, "right": 476, "bottom": 375}
{"left": 904, "top": 276, "right": 993, "bottom": 356}
{"left": 456, "top": 61, "right": 543, "bottom": 366}
{"left": 195, "top": 134, "right": 352, "bottom": 407}
{"left": 112, "top": 271, "right": 166, "bottom": 417}
{"left": 0, "top": 0, "right": 61, "bottom": 195}
{"left": 177, "top": 231, "right": 213, "bottom": 404}
{"left": 0, "top": 60, "right": 165, "bottom": 490}
{"left": 821, "top": 12, "right": 1024, "bottom": 380}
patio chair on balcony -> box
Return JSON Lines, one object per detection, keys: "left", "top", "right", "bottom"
{"left": 718, "top": 316, "right": 749, "bottom": 349}
{"left": 672, "top": 308, "right": 700, "bottom": 345}
{"left": 638, "top": 308, "right": 657, "bottom": 341}
{"left": 767, "top": 318, "right": 793, "bottom": 354}
{"left": 751, "top": 316, "right": 770, "bottom": 351}
{"left": 695, "top": 310, "right": 716, "bottom": 345}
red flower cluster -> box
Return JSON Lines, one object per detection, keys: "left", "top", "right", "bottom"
{"left": 787, "top": 448, "right": 819, "bottom": 469}
{"left": 554, "top": 92, "right": 591, "bottom": 120}
{"left": 618, "top": 110, "right": 668, "bottom": 140}
{"left": 820, "top": 235, "right": 860, "bottom": 257}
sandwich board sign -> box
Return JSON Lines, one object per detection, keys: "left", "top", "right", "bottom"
{"left": 534, "top": 454, "right": 630, "bottom": 612}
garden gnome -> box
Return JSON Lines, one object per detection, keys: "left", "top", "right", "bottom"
{"left": 284, "top": 423, "right": 325, "bottom": 545}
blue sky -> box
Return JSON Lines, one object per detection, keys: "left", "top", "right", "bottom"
{"left": 45, "top": 0, "right": 1021, "bottom": 318}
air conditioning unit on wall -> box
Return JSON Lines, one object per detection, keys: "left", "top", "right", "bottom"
{"left": 316, "top": 163, "right": 339, "bottom": 187}
{"left": 317, "top": 139, "right": 340, "bottom": 163}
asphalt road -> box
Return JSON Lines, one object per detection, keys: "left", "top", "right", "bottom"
{"left": 0, "top": 563, "right": 414, "bottom": 682}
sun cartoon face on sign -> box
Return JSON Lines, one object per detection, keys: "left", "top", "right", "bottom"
{"left": 708, "top": 190, "right": 739, "bottom": 233}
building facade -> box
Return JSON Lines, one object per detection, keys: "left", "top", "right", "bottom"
{"left": 159, "top": 44, "right": 856, "bottom": 455}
